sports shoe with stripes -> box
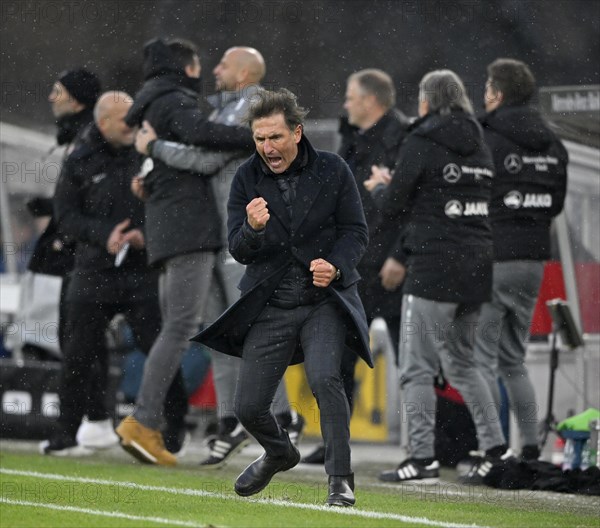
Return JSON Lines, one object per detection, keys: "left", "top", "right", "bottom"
{"left": 199, "top": 423, "right": 251, "bottom": 469}
{"left": 286, "top": 414, "right": 306, "bottom": 447}
{"left": 379, "top": 459, "right": 440, "bottom": 483}
{"left": 458, "top": 448, "right": 516, "bottom": 485}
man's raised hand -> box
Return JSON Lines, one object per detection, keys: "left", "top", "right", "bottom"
{"left": 246, "top": 197, "right": 270, "bottom": 230}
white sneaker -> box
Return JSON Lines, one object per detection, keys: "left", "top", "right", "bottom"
{"left": 76, "top": 417, "right": 119, "bottom": 449}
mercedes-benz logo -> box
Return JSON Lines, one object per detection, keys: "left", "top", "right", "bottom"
{"left": 504, "top": 153, "right": 523, "bottom": 174}
{"left": 443, "top": 163, "right": 462, "bottom": 183}
{"left": 504, "top": 190, "right": 523, "bottom": 209}
{"left": 444, "top": 200, "right": 463, "bottom": 218}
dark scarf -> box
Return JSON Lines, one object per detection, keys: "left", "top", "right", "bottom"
{"left": 55, "top": 108, "right": 94, "bottom": 146}
{"left": 261, "top": 140, "right": 308, "bottom": 218}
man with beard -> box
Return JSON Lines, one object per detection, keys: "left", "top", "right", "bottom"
{"left": 116, "top": 38, "right": 253, "bottom": 465}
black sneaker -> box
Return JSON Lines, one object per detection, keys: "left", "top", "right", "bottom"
{"left": 286, "top": 414, "right": 306, "bottom": 447}
{"left": 458, "top": 448, "right": 515, "bottom": 485}
{"left": 379, "top": 459, "right": 440, "bottom": 483}
{"left": 164, "top": 427, "right": 192, "bottom": 457}
{"left": 520, "top": 445, "right": 540, "bottom": 461}
{"left": 301, "top": 444, "right": 325, "bottom": 465}
{"left": 39, "top": 434, "right": 94, "bottom": 457}
{"left": 199, "top": 423, "right": 251, "bottom": 468}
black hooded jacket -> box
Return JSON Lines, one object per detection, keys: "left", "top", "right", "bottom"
{"left": 125, "top": 39, "right": 254, "bottom": 265}
{"left": 375, "top": 111, "right": 494, "bottom": 304}
{"left": 480, "top": 105, "right": 568, "bottom": 261}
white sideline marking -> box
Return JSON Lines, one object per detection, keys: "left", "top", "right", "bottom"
{"left": 0, "top": 497, "right": 209, "bottom": 528}
{"left": 0, "top": 468, "right": 487, "bottom": 528}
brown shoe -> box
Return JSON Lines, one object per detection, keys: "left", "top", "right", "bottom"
{"left": 116, "top": 416, "right": 177, "bottom": 466}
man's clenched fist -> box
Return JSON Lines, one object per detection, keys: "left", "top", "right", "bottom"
{"left": 310, "top": 258, "right": 337, "bottom": 288}
{"left": 246, "top": 197, "right": 270, "bottom": 230}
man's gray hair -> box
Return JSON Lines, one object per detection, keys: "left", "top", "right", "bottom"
{"left": 349, "top": 69, "right": 396, "bottom": 109}
{"left": 419, "top": 69, "right": 474, "bottom": 115}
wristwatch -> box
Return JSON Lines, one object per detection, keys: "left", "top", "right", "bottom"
{"left": 335, "top": 267, "right": 341, "bottom": 281}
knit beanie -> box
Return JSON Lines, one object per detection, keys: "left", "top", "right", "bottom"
{"left": 58, "top": 68, "right": 101, "bottom": 108}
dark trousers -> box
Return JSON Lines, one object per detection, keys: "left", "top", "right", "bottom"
{"left": 58, "top": 296, "right": 188, "bottom": 438}
{"left": 58, "top": 274, "right": 107, "bottom": 422}
{"left": 340, "top": 314, "right": 400, "bottom": 411}
{"left": 235, "top": 299, "right": 351, "bottom": 476}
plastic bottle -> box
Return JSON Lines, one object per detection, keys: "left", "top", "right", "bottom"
{"left": 562, "top": 438, "right": 575, "bottom": 471}
{"left": 580, "top": 439, "right": 591, "bottom": 471}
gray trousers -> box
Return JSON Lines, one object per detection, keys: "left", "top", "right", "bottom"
{"left": 399, "top": 294, "right": 506, "bottom": 459}
{"left": 235, "top": 300, "right": 351, "bottom": 476}
{"left": 134, "top": 251, "right": 215, "bottom": 429}
{"left": 474, "top": 261, "right": 544, "bottom": 447}
{"left": 207, "top": 252, "right": 290, "bottom": 423}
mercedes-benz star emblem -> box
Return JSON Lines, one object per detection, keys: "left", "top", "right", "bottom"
{"left": 504, "top": 153, "right": 523, "bottom": 174}
{"left": 443, "top": 163, "right": 462, "bottom": 183}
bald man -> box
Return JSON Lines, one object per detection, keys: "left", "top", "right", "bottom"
{"left": 41, "top": 91, "right": 188, "bottom": 458}
{"left": 134, "top": 46, "right": 305, "bottom": 467}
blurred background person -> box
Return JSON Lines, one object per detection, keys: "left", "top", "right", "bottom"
{"left": 474, "top": 58, "right": 568, "bottom": 461}
{"left": 302, "top": 68, "right": 409, "bottom": 465}
{"left": 116, "top": 38, "right": 253, "bottom": 465}
{"left": 41, "top": 92, "right": 187, "bottom": 456}
{"left": 366, "top": 69, "right": 510, "bottom": 484}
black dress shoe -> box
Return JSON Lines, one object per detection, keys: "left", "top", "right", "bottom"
{"left": 235, "top": 444, "right": 300, "bottom": 497}
{"left": 326, "top": 473, "right": 355, "bottom": 507}
{"left": 301, "top": 444, "right": 325, "bottom": 464}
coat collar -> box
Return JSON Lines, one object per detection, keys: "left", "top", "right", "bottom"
{"left": 254, "top": 134, "right": 323, "bottom": 233}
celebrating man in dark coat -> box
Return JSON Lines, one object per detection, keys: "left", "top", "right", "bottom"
{"left": 194, "top": 88, "right": 371, "bottom": 507}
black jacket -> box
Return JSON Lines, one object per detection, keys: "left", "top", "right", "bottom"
{"left": 376, "top": 111, "right": 494, "bottom": 304}
{"left": 193, "top": 135, "right": 373, "bottom": 368}
{"left": 27, "top": 110, "right": 94, "bottom": 276}
{"left": 54, "top": 124, "right": 149, "bottom": 272}
{"left": 338, "top": 110, "right": 409, "bottom": 319}
{"left": 480, "top": 105, "right": 568, "bottom": 261}
{"left": 125, "top": 38, "right": 254, "bottom": 265}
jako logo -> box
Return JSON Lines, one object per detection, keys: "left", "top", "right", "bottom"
{"left": 464, "top": 202, "right": 489, "bottom": 216}
{"left": 444, "top": 200, "right": 463, "bottom": 218}
{"left": 445, "top": 200, "right": 488, "bottom": 217}
{"left": 523, "top": 193, "right": 552, "bottom": 208}
{"left": 504, "top": 191, "right": 552, "bottom": 208}
{"left": 504, "top": 190, "right": 523, "bottom": 209}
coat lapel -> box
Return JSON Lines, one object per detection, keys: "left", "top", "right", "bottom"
{"left": 255, "top": 173, "right": 290, "bottom": 232}
{"left": 291, "top": 168, "right": 323, "bottom": 233}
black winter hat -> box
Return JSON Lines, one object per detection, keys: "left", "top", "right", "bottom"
{"left": 58, "top": 68, "right": 101, "bottom": 108}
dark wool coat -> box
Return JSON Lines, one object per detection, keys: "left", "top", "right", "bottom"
{"left": 193, "top": 135, "right": 373, "bottom": 368}
{"left": 337, "top": 110, "right": 409, "bottom": 319}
